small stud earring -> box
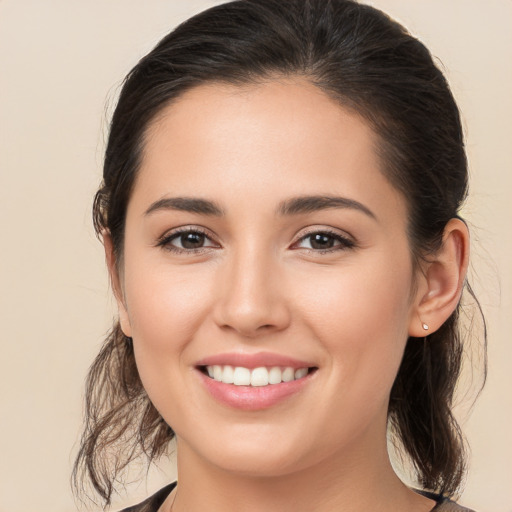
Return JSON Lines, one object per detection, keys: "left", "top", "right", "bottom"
{"left": 422, "top": 323, "right": 429, "bottom": 331}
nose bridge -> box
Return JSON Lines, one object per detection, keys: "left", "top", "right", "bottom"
{"left": 213, "top": 239, "right": 289, "bottom": 337}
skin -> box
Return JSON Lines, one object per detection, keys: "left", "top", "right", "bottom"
{"left": 106, "top": 78, "right": 469, "bottom": 512}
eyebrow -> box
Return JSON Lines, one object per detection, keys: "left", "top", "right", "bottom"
{"left": 144, "top": 195, "right": 376, "bottom": 220}
{"left": 277, "top": 195, "right": 376, "bottom": 220}
{"left": 145, "top": 196, "right": 225, "bottom": 216}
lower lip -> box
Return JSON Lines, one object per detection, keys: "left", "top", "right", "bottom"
{"left": 197, "top": 370, "right": 315, "bottom": 411}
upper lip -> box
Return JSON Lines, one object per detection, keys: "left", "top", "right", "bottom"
{"left": 195, "top": 351, "right": 316, "bottom": 370}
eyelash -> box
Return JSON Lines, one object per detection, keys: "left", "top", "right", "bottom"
{"left": 156, "top": 227, "right": 356, "bottom": 255}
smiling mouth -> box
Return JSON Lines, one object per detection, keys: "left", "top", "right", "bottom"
{"left": 199, "top": 365, "right": 318, "bottom": 387}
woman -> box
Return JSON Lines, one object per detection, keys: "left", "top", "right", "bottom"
{"left": 73, "top": 0, "right": 485, "bottom": 510}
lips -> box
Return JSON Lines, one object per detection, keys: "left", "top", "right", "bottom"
{"left": 195, "top": 352, "right": 314, "bottom": 370}
{"left": 195, "top": 352, "right": 318, "bottom": 410}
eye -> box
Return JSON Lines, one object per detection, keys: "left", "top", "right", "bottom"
{"left": 294, "top": 230, "right": 355, "bottom": 253}
{"left": 157, "top": 227, "right": 218, "bottom": 254}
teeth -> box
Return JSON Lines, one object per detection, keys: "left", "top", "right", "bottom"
{"left": 282, "top": 367, "right": 295, "bottom": 382}
{"left": 251, "top": 367, "right": 269, "bottom": 387}
{"left": 205, "top": 365, "right": 311, "bottom": 386}
{"left": 213, "top": 365, "right": 223, "bottom": 382}
{"left": 233, "top": 367, "right": 251, "bottom": 386}
{"left": 268, "top": 367, "right": 282, "bottom": 385}
{"left": 294, "top": 368, "right": 308, "bottom": 379}
{"left": 221, "top": 365, "right": 234, "bottom": 384}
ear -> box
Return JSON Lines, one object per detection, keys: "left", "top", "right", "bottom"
{"left": 408, "top": 218, "right": 470, "bottom": 337}
{"left": 103, "top": 231, "right": 132, "bottom": 338}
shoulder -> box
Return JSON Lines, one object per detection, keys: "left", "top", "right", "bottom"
{"left": 415, "top": 489, "right": 476, "bottom": 512}
{"left": 118, "top": 482, "right": 176, "bottom": 512}
{"left": 432, "top": 497, "right": 477, "bottom": 512}
{"left": 118, "top": 483, "right": 477, "bottom": 512}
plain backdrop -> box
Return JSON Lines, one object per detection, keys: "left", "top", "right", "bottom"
{"left": 0, "top": 1, "right": 510, "bottom": 511}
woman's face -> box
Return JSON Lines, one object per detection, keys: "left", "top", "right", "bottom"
{"left": 114, "top": 79, "right": 423, "bottom": 476}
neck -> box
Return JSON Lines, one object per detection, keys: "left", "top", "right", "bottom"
{"left": 166, "top": 423, "right": 435, "bottom": 512}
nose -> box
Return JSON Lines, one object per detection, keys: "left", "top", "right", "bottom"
{"left": 212, "top": 246, "right": 291, "bottom": 338}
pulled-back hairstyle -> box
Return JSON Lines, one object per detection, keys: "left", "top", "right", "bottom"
{"left": 73, "top": 0, "right": 486, "bottom": 506}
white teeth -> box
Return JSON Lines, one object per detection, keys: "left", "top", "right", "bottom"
{"left": 282, "top": 367, "right": 295, "bottom": 382}
{"left": 233, "top": 367, "right": 251, "bottom": 385}
{"left": 205, "top": 365, "right": 311, "bottom": 386}
{"left": 268, "top": 366, "right": 282, "bottom": 385}
{"left": 295, "top": 368, "right": 308, "bottom": 379}
{"left": 251, "top": 367, "right": 269, "bottom": 387}
{"left": 213, "top": 365, "right": 223, "bottom": 382}
{"left": 221, "top": 365, "right": 234, "bottom": 384}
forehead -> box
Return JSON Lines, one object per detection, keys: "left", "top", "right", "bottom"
{"left": 132, "top": 78, "right": 406, "bottom": 223}
{"left": 145, "top": 78, "right": 377, "bottom": 172}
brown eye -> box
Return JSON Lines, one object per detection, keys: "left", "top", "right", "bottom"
{"left": 309, "top": 233, "right": 337, "bottom": 250}
{"left": 179, "top": 232, "right": 206, "bottom": 249}
{"left": 158, "top": 228, "right": 218, "bottom": 254}
{"left": 295, "top": 230, "right": 355, "bottom": 253}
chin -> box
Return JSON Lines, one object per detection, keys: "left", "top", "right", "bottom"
{"left": 178, "top": 424, "right": 317, "bottom": 478}
{"left": 209, "top": 450, "right": 309, "bottom": 478}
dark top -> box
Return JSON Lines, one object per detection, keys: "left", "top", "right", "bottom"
{"left": 119, "top": 482, "right": 476, "bottom": 512}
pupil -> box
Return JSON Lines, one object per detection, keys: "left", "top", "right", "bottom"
{"left": 182, "top": 232, "right": 204, "bottom": 249}
{"left": 311, "top": 233, "right": 333, "bottom": 249}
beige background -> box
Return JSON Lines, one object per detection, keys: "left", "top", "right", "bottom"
{"left": 0, "top": 1, "right": 510, "bottom": 511}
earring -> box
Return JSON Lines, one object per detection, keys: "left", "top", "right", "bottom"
{"left": 422, "top": 322, "right": 429, "bottom": 331}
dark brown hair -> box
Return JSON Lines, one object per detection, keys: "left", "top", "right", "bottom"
{"left": 73, "top": 0, "right": 486, "bottom": 505}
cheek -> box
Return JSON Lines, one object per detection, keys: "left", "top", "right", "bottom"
{"left": 121, "top": 259, "right": 217, "bottom": 405}
{"left": 296, "top": 256, "right": 414, "bottom": 399}
{"left": 125, "top": 261, "right": 213, "bottom": 344}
